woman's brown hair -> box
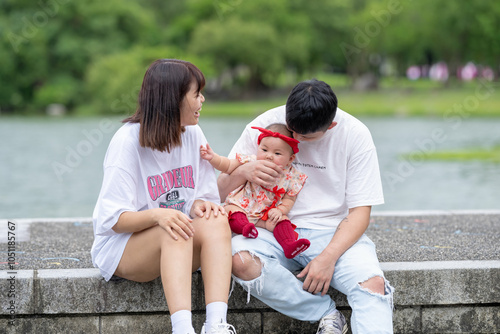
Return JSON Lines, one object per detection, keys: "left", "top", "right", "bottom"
{"left": 123, "top": 59, "right": 205, "bottom": 152}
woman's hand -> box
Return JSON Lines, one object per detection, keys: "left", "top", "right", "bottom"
{"left": 191, "top": 200, "right": 226, "bottom": 219}
{"left": 152, "top": 208, "right": 194, "bottom": 241}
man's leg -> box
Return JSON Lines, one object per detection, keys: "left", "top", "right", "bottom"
{"left": 231, "top": 228, "right": 336, "bottom": 321}
{"left": 330, "top": 234, "right": 394, "bottom": 334}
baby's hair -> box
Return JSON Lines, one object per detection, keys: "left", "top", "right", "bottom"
{"left": 265, "top": 123, "right": 293, "bottom": 139}
{"left": 260, "top": 123, "right": 296, "bottom": 155}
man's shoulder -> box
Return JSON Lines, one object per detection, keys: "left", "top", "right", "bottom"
{"left": 263, "top": 105, "right": 286, "bottom": 115}
{"left": 336, "top": 108, "right": 371, "bottom": 134}
{"left": 252, "top": 105, "right": 286, "bottom": 125}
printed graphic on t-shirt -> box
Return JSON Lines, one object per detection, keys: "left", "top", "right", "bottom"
{"left": 293, "top": 161, "right": 326, "bottom": 170}
{"left": 159, "top": 190, "right": 185, "bottom": 211}
{"left": 147, "top": 166, "right": 195, "bottom": 206}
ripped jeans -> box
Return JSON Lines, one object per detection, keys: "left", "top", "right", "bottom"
{"left": 232, "top": 227, "right": 394, "bottom": 334}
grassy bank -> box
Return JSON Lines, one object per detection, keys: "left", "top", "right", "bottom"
{"left": 403, "top": 146, "right": 500, "bottom": 163}
{"left": 202, "top": 76, "right": 499, "bottom": 118}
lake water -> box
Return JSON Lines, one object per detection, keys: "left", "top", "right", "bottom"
{"left": 1, "top": 115, "right": 499, "bottom": 219}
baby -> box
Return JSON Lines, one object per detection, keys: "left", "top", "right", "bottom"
{"left": 200, "top": 124, "right": 309, "bottom": 259}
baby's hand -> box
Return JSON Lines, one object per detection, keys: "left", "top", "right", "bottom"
{"left": 200, "top": 143, "right": 214, "bottom": 161}
{"left": 267, "top": 208, "right": 283, "bottom": 225}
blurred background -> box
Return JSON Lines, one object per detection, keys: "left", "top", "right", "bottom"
{"left": 1, "top": 0, "right": 499, "bottom": 219}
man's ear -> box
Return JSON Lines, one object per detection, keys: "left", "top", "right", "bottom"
{"left": 328, "top": 122, "right": 337, "bottom": 130}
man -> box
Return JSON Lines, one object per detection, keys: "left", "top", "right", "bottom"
{"left": 218, "top": 79, "right": 394, "bottom": 333}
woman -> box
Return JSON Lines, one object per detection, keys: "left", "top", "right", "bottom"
{"left": 91, "top": 59, "right": 236, "bottom": 334}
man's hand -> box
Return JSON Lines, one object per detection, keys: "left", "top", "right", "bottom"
{"left": 217, "top": 156, "right": 283, "bottom": 201}
{"left": 297, "top": 252, "right": 336, "bottom": 296}
{"left": 296, "top": 207, "right": 372, "bottom": 296}
{"left": 239, "top": 159, "right": 283, "bottom": 188}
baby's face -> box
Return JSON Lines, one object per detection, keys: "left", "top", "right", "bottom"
{"left": 256, "top": 136, "right": 294, "bottom": 168}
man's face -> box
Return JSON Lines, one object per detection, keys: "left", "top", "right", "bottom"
{"left": 287, "top": 121, "right": 337, "bottom": 142}
{"left": 288, "top": 130, "right": 327, "bottom": 142}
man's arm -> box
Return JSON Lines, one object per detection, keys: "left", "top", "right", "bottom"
{"left": 217, "top": 105, "right": 286, "bottom": 201}
{"left": 217, "top": 160, "right": 284, "bottom": 201}
{"left": 297, "top": 205, "right": 371, "bottom": 295}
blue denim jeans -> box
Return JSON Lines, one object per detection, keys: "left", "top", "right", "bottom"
{"left": 232, "top": 227, "right": 394, "bottom": 334}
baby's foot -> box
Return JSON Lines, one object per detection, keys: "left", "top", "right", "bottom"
{"left": 242, "top": 223, "right": 258, "bottom": 238}
{"left": 283, "top": 238, "right": 310, "bottom": 259}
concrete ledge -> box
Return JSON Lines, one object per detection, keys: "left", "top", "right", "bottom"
{"left": 1, "top": 212, "right": 499, "bottom": 333}
{"left": 384, "top": 261, "right": 500, "bottom": 305}
{"left": 1, "top": 261, "right": 499, "bottom": 333}
{"left": 3, "top": 261, "right": 499, "bottom": 314}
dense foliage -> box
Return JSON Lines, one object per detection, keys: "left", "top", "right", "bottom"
{"left": 1, "top": 0, "right": 499, "bottom": 114}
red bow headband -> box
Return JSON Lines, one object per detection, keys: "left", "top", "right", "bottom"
{"left": 252, "top": 126, "right": 300, "bottom": 154}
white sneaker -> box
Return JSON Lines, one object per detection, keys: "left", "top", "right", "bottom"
{"left": 316, "top": 310, "right": 348, "bottom": 334}
{"left": 200, "top": 321, "right": 237, "bottom": 334}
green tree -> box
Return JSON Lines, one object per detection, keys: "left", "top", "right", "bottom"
{"left": 419, "top": 0, "right": 500, "bottom": 74}
{"left": 187, "top": 0, "right": 314, "bottom": 92}
{"left": 347, "top": 0, "right": 500, "bottom": 82}
{"left": 0, "top": 0, "right": 156, "bottom": 113}
{"left": 82, "top": 46, "right": 214, "bottom": 115}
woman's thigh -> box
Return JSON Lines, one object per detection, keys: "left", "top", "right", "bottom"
{"left": 115, "top": 225, "right": 194, "bottom": 282}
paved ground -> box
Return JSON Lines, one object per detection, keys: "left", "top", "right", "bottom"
{"left": 1, "top": 211, "right": 499, "bottom": 271}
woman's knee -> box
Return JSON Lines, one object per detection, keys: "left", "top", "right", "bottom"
{"left": 195, "top": 214, "right": 231, "bottom": 239}
{"left": 151, "top": 225, "right": 194, "bottom": 250}
{"left": 232, "top": 251, "right": 262, "bottom": 281}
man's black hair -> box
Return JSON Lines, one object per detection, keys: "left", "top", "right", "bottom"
{"left": 285, "top": 79, "right": 338, "bottom": 134}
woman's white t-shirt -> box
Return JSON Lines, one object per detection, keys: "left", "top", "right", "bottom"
{"left": 228, "top": 105, "right": 384, "bottom": 229}
{"left": 91, "top": 122, "right": 219, "bottom": 281}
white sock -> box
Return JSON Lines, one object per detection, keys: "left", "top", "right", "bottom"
{"left": 171, "top": 309, "right": 195, "bottom": 334}
{"left": 205, "top": 301, "right": 228, "bottom": 330}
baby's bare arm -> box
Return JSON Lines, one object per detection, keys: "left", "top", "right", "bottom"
{"left": 210, "top": 154, "right": 241, "bottom": 174}
{"left": 276, "top": 194, "right": 297, "bottom": 216}
{"left": 200, "top": 144, "right": 241, "bottom": 174}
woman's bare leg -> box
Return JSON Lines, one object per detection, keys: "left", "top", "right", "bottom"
{"left": 191, "top": 214, "right": 232, "bottom": 304}
{"left": 114, "top": 213, "right": 232, "bottom": 310}
{"left": 114, "top": 225, "right": 194, "bottom": 313}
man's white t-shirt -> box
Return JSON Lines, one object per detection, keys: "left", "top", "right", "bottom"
{"left": 228, "top": 105, "right": 384, "bottom": 229}
{"left": 91, "top": 122, "right": 219, "bottom": 281}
